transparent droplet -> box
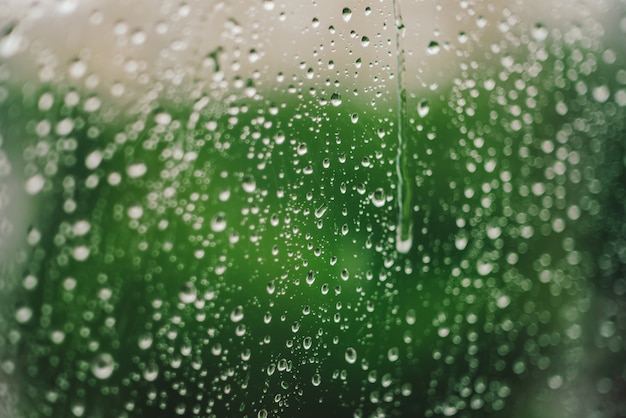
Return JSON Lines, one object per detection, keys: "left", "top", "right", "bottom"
{"left": 342, "top": 7, "right": 352, "bottom": 22}
{"left": 230, "top": 305, "right": 244, "bottom": 322}
{"left": 25, "top": 173, "right": 45, "bottom": 195}
{"left": 138, "top": 333, "right": 153, "bottom": 350}
{"left": 330, "top": 92, "right": 342, "bottom": 107}
{"left": 72, "top": 246, "right": 90, "bottom": 261}
{"left": 127, "top": 163, "right": 147, "bottom": 178}
{"left": 91, "top": 353, "right": 115, "bottom": 379}
{"left": 211, "top": 213, "right": 227, "bottom": 232}
{"left": 417, "top": 99, "right": 430, "bottom": 117}
{"left": 15, "top": 306, "right": 33, "bottom": 323}
{"left": 242, "top": 175, "right": 256, "bottom": 193}
{"left": 179, "top": 282, "right": 197, "bottom": 304}
{"left": 143, "top": 363, "right": 159, "bottom": 382}
{"left": 387, "top": 347, "right": 399, "bottom": 362}
{"left": 312, "top": 373, "right": 321, "bottom": 386}
{"left": 303, "top": 337, "right": 312, "bottom": 350}
{"left": 426, "top": 41, "right": 440, "bottom": 55}
{"left": 592, "top": 85, "right": 610, "bottom": 103}
{"left": 361, "top": 36, "right": 370, "bottom": 47}
{"left": 371, "top": 188, "right": 386, "bottom": 207}
{"left": 314, "top": 203, "right": 328, "bottom": 219}
{"left": 345, "top": 347, "right": 357, "bottom": 364}
{"left": 531, "top": 23, "right": 548, "bottom": 41}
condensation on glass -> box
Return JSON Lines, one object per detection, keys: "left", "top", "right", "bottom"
{"left": 0, "top": 1, "right": 625, "bottom": 417}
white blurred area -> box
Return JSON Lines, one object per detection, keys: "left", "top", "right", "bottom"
{"left": 0, "top": 0, "right": 618, "bottom": 97}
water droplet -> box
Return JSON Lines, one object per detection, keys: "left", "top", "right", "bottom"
{"left": 306, "top": 270, "right": 316, "bottom": 285}
{"left": 25, "top": 173, "right": 45, "bottom": 195}
{"left": 230, "top": 305, "right": 244, "bottom": 322}
{"left": 91, "top": 353, "right": 115, "bottom": 379}
{"left": 312, "top": 373, "right": 321, "bottom": 386}
{"left": 387, "top": 347, "right": 399, "bottom": 362}
{"left": 211, "top": 213, "right": 227, "bottom": 232}
{"left": 262, "top": 0, "right": 274, "bottom": 11}
{"left": 342, "top": 7, "right": 352, "bottom": 22}
{"left": 345, "top": 347, "right": 357, "bottom": 364}
{"left": 361, "top": 36, "right": 370, "bottom": 47}
{"left": 592, "top": 85, "right": 610, "bottom": 103}
{"left": 531, "top": 23, "right": 548, "bottom": 41}
{"left": 371, "top": 188, "right": 386, "bottom": 207}
{"left": 330, "top": 92, "right": 342, "bottom": 107}
{"left": 476, "top": 259, "right": 493, "bottom": 276}
{"left": 143, "top": 363, "right": 159, "bottom": 381}
{"left": 72, "top": 246, "right": 90, "bottom": 261}
{"left": 314, "top": 203, "right": 328, "bottom": 218}
{"left": 426, "top": 41, "right": 440, "bottom": 55}
{"left": 242, "top": 175, "right": 256, "bottom": 193}
{"left": 15, "top": 306, "right": 33, "bottom": 323}
{"left": 179, "top": 282, "right": 197, "bottom": 304}
{"left": 417, "top": 99, "right": 430, "bottom": 117}
{"left": 127, "top": 163, "right": 147, "bottom": 178}
{"left": 303, "top": 337, "right": 312, "bottom": 350}
{"left": 155, "top": 112, "right": 172, "bottom": 125}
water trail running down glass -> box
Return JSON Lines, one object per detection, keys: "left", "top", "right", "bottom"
{"left": 393, "top": 0, "right": 413, "bottom": 254}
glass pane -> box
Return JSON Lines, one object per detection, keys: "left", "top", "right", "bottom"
{"left": 1, "top": 1, "right": 624, "bottom": 417}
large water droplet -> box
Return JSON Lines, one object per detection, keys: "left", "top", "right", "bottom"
{"left": 345, "top": 347, "right": 357, "bottom": 364}
{"left": 342, "top": 7, "right": 352, "bottom": 22}
{"left": 91, "top": 353, "right": 115, "bottom": 379}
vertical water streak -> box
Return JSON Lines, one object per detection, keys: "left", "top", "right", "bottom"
{"left": 393, "top": 0, "right": 413, "bottom": 254}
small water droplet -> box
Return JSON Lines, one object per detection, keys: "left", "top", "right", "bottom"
{"left": 330, "top": 92, "right": 342, "bottom": 107}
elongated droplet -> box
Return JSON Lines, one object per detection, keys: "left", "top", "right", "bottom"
{"left": 393, "top": 0, "right": 413, "bottom": 254}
